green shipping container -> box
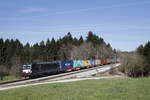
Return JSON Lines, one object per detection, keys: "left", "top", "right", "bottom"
{"left": 73, "top": 60, "right": 83, "bottom": 68}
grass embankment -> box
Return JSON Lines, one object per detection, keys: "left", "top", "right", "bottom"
{"left": 0, "top": 76, "right": 20, "bottom": 82}
{"left": 0, "top": 78, "right": 150, "bottom": 100}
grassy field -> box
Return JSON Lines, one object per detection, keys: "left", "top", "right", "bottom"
{"left": 0, "top": 76, "right": 20, "bottom": 82}
{"left": 0, "top": 78, "right": 150, "bottom": 100}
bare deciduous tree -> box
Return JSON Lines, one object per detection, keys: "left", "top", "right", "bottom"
{"left": 71, "top": 42, "right": 96, "bottom": 60}
{"left": 10, "top": 56, "right": 21, "bottom": 78}
{"left": 119, "top": 52, "right": 144, "bottom": 77}
{"left": 59, "top": 44, "right": 73, "bottom": 60}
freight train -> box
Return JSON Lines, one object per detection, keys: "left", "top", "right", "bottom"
{"left": 22, "top": 58, "right": 117, "bottom": 78}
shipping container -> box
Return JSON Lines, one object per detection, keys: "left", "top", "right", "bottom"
{"left": 82, "top": 60, "right": 91, "bottom": 67}
{"left": 111, "top": 58, "right": 117, "bottom": 63}
{"left": 105, "top": 59, "right": 108, "bottom": 64}
{"left": 60, "top": 60, "right": 73, "bottom": 71}
{"left": 90, "top": 59, "right": 96, "bottom": 66}
{"left": 101, "top": 59, "right": 105, "bottom": 65}
{"left": 107, "top": 59, "right": 111, "bottom": 64}
{"left": 101, "top": 59, "right": 108, "bottom": 65}
{"left": 73, "top": 60, "right": 83, "bottom": 68}
{"left": 96, "top": 59, "right": 101, "bottom": 66}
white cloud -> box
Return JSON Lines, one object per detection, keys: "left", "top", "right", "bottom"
{"left": 21, "top": 8, "right": 48, "bottom": 13}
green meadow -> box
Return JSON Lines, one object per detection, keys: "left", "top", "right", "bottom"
{"left": 0, "top": 78, "right": 150, "bottom": 100}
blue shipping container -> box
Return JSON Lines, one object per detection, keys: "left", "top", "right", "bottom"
{"left": 60, "top": 60, "right": 73, "bottom": 70}
{"left": 90, "top": 59, "right": 96, "bottom": 66}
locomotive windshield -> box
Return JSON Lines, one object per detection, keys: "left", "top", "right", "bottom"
{"left": 23, "top": 64, "right": 31, "bottom": 69}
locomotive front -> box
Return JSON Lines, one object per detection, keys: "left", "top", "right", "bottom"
{"left": 22, "top": 64, "right": 32, "bottom": 77}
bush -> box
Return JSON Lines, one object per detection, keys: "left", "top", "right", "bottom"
{"left": 119, "top": 53, "right": 145, "bottom": 77}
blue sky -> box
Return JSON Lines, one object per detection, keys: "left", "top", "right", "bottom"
{"left": 0, "top": 0, "right": 150, "bottom": 51}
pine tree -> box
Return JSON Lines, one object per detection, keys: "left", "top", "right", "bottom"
{"left": 22, "top": 42, "right": 31, "bottom": 63}
{"left": 31, "top": 43, "right": 40, "bottom": 61}
{"left": 137, "top": 45, "right": 144, "bottom": 55}
{"left": 14, "top": 39, "right": 23, "bottom": 56}
{"left": 0, "top": 38, "right": 4, "bottom": 65}
{"left": 137, "top": 41, "right": 150, "bottom": 76}
{"left": 79, "top": 36, "right": 83, "bottom": 45}
{"left": 4, "top": 39, "right": 12, "bottom": 66}
{"left": 143, "top": 42, "right": 150, "bottom": 64}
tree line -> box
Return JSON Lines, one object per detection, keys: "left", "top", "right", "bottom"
{"left": 0, "top": 31, "right": 114, "bottom": 80}
{"left": 119, "top": 41, "right": 150, "bottom": 77}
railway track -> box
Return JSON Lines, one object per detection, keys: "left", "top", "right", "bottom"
{"left": 0, "top": 79, "right": 28, "bottom": 85}
{"left": 0, "top": 63, "right": 120, "bottom": 87}
{"left": 0, "top": 66, "right": 102, "bottom": 86}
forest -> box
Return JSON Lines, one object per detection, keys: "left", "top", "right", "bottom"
{"left": 0, "top": 31, "right": 114, "bottom": 80}
{"left": 1, "top": 31, "right": 150, "bottom": 80}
